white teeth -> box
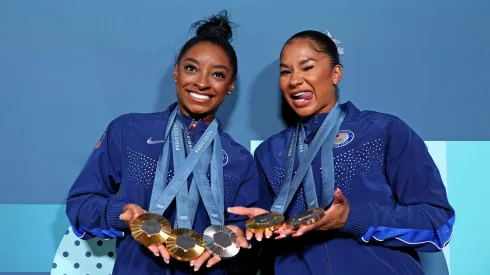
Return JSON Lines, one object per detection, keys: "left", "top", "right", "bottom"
{"left": 294, "top": 99, "right": 306, "bottom": 102}
{"left": 293, "top": 92, "right": 305, "bottom": 97}
{"left": 189, "top": 92, "right": 210, "bottom": 100}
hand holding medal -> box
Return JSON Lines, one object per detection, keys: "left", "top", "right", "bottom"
{"left": 227, "top": 206, "right": 278, "bottom": 241}
{"left": 274, "top": 188, "right": 350, "bottom": 239}
{"left": 190, "top": 224, "right": 250, "bottom": 271}
{"left": 231, "top": 104, "right": 350, "bottom": 241}
{"left": 121, "top": 204, "right": 172, "bottom": 263}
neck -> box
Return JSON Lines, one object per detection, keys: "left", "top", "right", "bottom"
{"left": 316, "top": 100, "right": 337, "bottom": 115}
{"left": 177, "top": 103, "right": 215, "bottom": 122}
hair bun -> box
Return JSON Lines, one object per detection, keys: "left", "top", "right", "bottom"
{"left": 191, "top": 10, "right": 234, "bottom": 42}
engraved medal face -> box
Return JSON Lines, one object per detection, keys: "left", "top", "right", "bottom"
{"left": 203, "top": 225, "right": 240, "bottom": 258}
{"left": 285, "top": 208, "right": 325, "bottom": 230}
{"left": 142, "top": 220, "right": 162, "bottom": 235}
{"left": 256, "top": 215, "right": 274, "bottom": 223}
{"left": 213, "top": 232, "right": 232, "bottom": 248}
{"left": 246, "top": 212, "right": 285, "bottom": 233}
{"left": 131, "top": 213, "right": 171, "bottom": 247}
{"left": 175, "top": 234, "right": 196, "bottom": 251}
{"left": 166, "top": 228, "right": 205, "bottom": 261}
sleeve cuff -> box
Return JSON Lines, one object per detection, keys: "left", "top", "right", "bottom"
{"left": 339, "top": 202, "right": 375, "bottom": 239}
{"left": 107, "top": 199, "right": 128, "bottom": 231}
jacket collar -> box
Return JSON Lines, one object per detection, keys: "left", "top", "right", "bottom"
{"left": 300, "top": 101, "right": 359, "bottom": 143}
{"left": 161, "top": 102, "right": 223, "bottom": 134}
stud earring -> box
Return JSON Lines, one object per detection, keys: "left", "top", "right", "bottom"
{"left": 226, "top": 92, "right": 231, "bottom": 95}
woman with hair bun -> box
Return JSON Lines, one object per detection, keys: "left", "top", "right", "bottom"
{"left": 66, "top": 11, "right": 258, "bottom": 275}
{"left": 229, "top": 29, "right": 455, "bottom": 275}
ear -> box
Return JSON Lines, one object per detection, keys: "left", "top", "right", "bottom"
{"left": 173, "top": 64, "right": 178, "bottom": 82}
{"left": 227, "top": 79, "right": 235, "bottom": 94}
{"left": 332, "top": 64, "right": 343, "bottom": 85}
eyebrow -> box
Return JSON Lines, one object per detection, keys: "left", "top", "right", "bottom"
{"left": 184, "top": 57, "right": 230, "bottom": 72}
{"left": 279, "top": 57, "right": 316, "bottom": 68}
{"left": 299, "top": 58, "right": 316, "bottom": 65}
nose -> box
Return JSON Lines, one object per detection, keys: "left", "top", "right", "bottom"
{"left": 289, "top": 71, "right": 303, "bottom": 88}
{"left": 195, "top": 74, "right": 210, "bottom": 91}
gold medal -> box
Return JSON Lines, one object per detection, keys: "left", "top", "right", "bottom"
{"left": 166, "top": 228, "right": 206, "bottom": 261}
{"left": 131, "top": 213, "right": 171, "bottom": 247}
{"left": 246, "top": 212, "right": 285, "bottom": 233}
{"left": 285, "top": 208, "right": 325, "bottom": 230}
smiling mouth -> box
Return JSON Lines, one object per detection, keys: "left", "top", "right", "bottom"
{"left": 187, "top": 90, "right": 213, "bottom": 100}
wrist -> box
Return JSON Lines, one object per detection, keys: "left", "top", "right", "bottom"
{"left": 338, "top": 203, "right": 374, "bottom": 239}
{"left": 108, "top": 199, "right": 129, "bottom": 231}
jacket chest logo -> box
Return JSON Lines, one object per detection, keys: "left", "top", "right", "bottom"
{"left": 333, "top": 130, "right": 355, "bottom": 148}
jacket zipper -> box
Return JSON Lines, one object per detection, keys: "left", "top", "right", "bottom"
{"left": 188, "top": 120, "right": 198, "bottom": 136}
{"left": 323, "top": 243, "right": 334, "bottom": 275}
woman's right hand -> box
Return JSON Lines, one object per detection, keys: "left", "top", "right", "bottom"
{"left": 119, "top": 203, "right": 146, "bottom": 226}
{"left": 119, "top": 203, "right": 171, "bottom": 264}
{"left": 227, "top": 206, "right": 273, "bottom": 241}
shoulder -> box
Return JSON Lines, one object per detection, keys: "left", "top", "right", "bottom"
{"left": 341, "top": 102, "right": 427, "bottom": 157}
{"left": 364, "top": 111, "right": 418, "bottom": 140}
{"left": 254, "top": 127, "right": 294, "bottom": 163}
{"left": 108, "top": 112, "right": 165, "bottom": 131}
{"left": 344, "top": 102, "right": 416, "bottom": 138}
{"left": 101, "top": 112, "right": 167, "bottom": 148}
{"left": 351, "top": 108, "right": 425, "bottom": 154}
{"left": 219, "top": 132, "right": 255, "bottom": 167}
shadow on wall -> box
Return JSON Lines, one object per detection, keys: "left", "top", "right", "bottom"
{"left": 154, "top": 64, "right": 238, "bottom": 131}
{"left": 154, "top": 64, "right": 177, "bottom": 112}
{"left": 249, "top": 59, "right": 298, "bottom": 140}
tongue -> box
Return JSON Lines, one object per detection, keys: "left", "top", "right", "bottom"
{"left": 297, "top": 92, "right": 313, "bottom": 100}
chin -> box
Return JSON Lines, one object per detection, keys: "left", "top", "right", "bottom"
{"left": 287, "top": 101, "right": 318, "bottom": 119}
{"left": 176, "top": 94, "right": 211, "bottom": 115}
{"left": 184, "top": 103, "right": 213, "bottom": 115}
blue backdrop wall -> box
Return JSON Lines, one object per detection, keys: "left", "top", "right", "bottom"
{"left": 1, "top": 1, "right": 489, "bottom": 274}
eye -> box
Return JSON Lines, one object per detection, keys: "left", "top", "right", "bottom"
{"left": 302, "top": 65, "right": 314, "bottom": 71}
{"left": 213, "top": 72, "right": 226, "bottom": 79}
{"left": 184, "top": 65, "right": 197, "bottom": 72}
{"left": 280, "top": 70, "right": 291, "bottom": 76}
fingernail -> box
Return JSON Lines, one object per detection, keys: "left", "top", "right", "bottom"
{"left": 246, "top": 237, "right": 251, "bottom": 240}
{"left": 194, "top": 267, "right": 199, "bottom": 271}
{"left": 206, "top": 264, "right": 211, "bottom": 268}
{"left": 119, "top": 214, "right": 123, "bottom": 220}
{"left": 154, "top": 253, "right": 159, "bottom": 257}
{"left": 248, "top": 244, "right": 252, "bottom": 249}
{"left": 165, "top": 259, "right": 169, "bottom": 264}
{"left": 190, "top": 261, "right": 194, "bottom": 267}
{"left": 227, "top": 207, "right": 231, "bottom": 212}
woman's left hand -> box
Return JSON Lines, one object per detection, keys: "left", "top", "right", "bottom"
{"left": 275, "top": 188, "right": 350, "bottom": 239}
{"left": 190, "top": 225, "right": 251, "bottom": 271}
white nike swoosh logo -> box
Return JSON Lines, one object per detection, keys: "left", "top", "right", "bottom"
{"left": 147, "top": 137, "right": 164, "bottom": 144}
